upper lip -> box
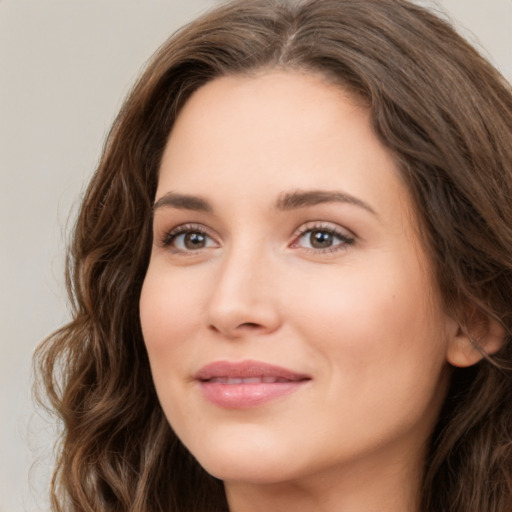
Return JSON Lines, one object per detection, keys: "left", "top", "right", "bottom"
{"left": 195, "top": 360, "right": 311, "bottom": 382}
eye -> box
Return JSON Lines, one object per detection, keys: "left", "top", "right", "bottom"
{"left": 292, "top": 223, "right": 355, "bottom": 253}
{"left": 161, "top": 224, "right": 219, "bottom": 253}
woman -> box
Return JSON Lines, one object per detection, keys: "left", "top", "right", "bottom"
{"left": 35, "top": 0, "right": 512, "bottom": 511}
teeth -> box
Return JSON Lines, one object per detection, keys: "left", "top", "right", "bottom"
{"left": 243, "top": 377, "right": 263, "bottom": 384}
{"left": 207, "top": 376, "right": 289, "bottom": 384}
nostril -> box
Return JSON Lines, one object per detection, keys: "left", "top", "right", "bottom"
{"left": 207, "top": 321, "right": 262, "bottom": 336}
{"left": 239, "top": 322, "right": 261, "bottom": 330}
{"left": 208, "top": 321, "right": 267, "bottom": 337}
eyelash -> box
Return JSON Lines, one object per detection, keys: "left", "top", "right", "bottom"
{"left": 160, "top": 223, "right": 216, "bottom": 254}
{"left": 159, "top": 222, "right": 355, "bottom": 255}
{"left": 290, "top": 222, "right": 355, "bottom": 254}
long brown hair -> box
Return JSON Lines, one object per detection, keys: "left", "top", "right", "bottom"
{"left": 35, "top": 0, "right": 512, "bottom": 510}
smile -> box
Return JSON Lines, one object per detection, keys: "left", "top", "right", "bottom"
{"left": 206, "top": 376, "right": 294, "bottom": 384}
{"left": 195, "top": 360, "right": 311, "bottom": 409}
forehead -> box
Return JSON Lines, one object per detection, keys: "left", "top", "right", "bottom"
{"left": 157, "top": 70, "right": 411, "bottom": 224}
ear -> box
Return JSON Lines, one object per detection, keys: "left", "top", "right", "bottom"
{"left": 446, "top": 310, "right": 505, "bottom": 368}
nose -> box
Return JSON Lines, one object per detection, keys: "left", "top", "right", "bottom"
{"left": 206, "top": 246, "right": 282, "bottom": 339}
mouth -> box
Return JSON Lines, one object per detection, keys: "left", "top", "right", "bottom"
{"left": 195, "top": 360, "right": 311, "bottom": 409}
{"left": 205, "top": 376, "right": 299, "bottom": 384}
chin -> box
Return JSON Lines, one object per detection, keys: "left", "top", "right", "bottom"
{"left": 201, "top": 456, "right": 300, "bottom": 485}
{"left": 182, "top": 427, "right": 307, "bottom": 484}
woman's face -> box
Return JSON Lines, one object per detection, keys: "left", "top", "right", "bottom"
{"left": 140, "top": 71, "right": 457, "bottom": 486}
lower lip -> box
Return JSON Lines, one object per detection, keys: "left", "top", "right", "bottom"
{"left": 199, "top": 381, "right": 308, "bottom": 409}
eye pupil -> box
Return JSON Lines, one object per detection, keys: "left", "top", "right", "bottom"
{"left": 310, "top": 230, "right": 333, "bottom": 248}
{"left": 184, "top": 232, "right": 206, "bottom": 249}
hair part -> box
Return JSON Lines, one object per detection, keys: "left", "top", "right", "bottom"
{"left": 35, "top": 0, "right": 512, "bottom": 510}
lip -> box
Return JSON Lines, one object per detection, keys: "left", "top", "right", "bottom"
{"left": 195, "top": 360, "right": 311, "bottom": 409}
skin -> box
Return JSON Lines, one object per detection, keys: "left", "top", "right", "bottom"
{"left": 140, "top": 70, "right": 468, "bottom": 512}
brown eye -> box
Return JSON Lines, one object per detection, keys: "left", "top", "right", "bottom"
{"left": 294, "top": 226, "right": 354, "bottom": 253}
{"left": 163, "top": 227, "right": 218, "bottom": 252}
{"left": 184, "top": 232, "right": 207, "bottom": 249}
{"left": 309, "top": 230, "right": 335, "bottom": 249}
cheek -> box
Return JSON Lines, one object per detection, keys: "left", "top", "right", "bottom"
{"left": 287, "top": 256, "right": 449, "bottom": 389}
{"left": 285, "top": 262, "right": 450, "bottom": 457}
{"left": 139, "top": 267, "right": 203, "bottom": 365}
{"left": 139, "top": 266, "right": 210, "bottom": 432}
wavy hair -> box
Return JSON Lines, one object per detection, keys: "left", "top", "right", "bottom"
{"left": 35, "top": 0, "right": 512, "bottom": 510}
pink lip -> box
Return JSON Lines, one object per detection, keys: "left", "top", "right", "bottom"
{"left": 195, "top": 360, "right": 311, "bottom": 409}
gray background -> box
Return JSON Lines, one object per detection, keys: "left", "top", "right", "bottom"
{"left": 1, "top": 1, "right": 511, "bottom": 511}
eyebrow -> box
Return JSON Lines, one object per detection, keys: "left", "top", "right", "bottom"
{"left": 153, "top": 189, "right": 376, "bottom": 216}
{"left": 153, "top": 192, "right": 212, "bottom": 213}
{"left": 275, "top": 190, "right": 377, "bottom": 215}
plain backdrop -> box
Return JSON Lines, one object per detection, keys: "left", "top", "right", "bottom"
{"left": 1, "top": 1, "right": 510, "bottom": 511}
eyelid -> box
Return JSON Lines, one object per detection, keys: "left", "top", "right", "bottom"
{"left": 156, "top": 220, "right": 355, "bottom": 255}
{"left": 289, "top": 221, "right": 356, "bottom": 253}
{"left": 158, "top": 223, "right": 220, "bottom": 252}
